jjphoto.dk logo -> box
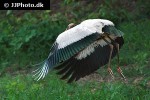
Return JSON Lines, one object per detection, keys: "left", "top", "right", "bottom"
{"left": 0, "top": 0, "right": 50, "bottom": 10}
{"left": 4, "top": 2, "right": 44, "bottom": 8}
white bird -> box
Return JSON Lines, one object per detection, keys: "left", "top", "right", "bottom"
{"left": 33, "top": 19, "right": 125, "bottom": 83}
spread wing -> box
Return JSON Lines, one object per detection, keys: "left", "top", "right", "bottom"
{"left": 55, "top": 37, "right": 124, "bottom": 83}
{"left": 33, "top": 25, "right": 101, "bottom": 80}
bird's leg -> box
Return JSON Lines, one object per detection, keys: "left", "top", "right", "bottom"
{"left": 115, "top": 43, "right": 126, "bottom": 80}
{"left": 107, "top": 44, "right": 115, "bottom": 79}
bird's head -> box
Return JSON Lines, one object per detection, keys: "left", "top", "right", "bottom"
{"left": 66, "top": 23, "right": 76, "bottom": 30}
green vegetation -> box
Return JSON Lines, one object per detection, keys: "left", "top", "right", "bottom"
{"left": 0, "top": 73, "right": 149, "bottom": 100}
{"left": 0, "top": 0, "right": 150, "bottom": 100}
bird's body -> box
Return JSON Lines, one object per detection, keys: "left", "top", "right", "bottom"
{"left": 33, "top": 19, "right": 125, "bottom": 83}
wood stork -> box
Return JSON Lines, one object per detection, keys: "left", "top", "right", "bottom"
{"left": 33, "top": 19, "right": 125, "bottom": 83}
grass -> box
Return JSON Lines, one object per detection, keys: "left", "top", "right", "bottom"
{"left": 0, "top": 73, "right": 150, "bottom": 100}
{"left": 0, "top": 19, "right": 150, "bottom": 100}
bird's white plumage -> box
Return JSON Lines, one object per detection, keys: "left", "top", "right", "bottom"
{"left": 56, "top": 19, "right": 114, "bottom": 49}
{"left": 56, "top": 25, "right": 95, "bottom": 49}
{"left": 80, "top": 19, "right": 114, "bottom": 33}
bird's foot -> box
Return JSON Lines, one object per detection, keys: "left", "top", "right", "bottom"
{"left": 117, "top": 67, "right": 126, "bottom": 80}
{"left": 107, "top": 67, "right": 115, "bottom": 80}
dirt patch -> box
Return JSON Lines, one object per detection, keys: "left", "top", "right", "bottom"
{"left": 133, "top": 77, "right": 143, "bottom": 84}
{"left": 78, "top": 73, "right": 104, "bottom": 83}
{"left": 77, "top": 72, "right": 128, "bottom": 84}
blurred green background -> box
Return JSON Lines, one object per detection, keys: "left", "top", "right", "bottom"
{"left": 0, "top": 0, "right": 150, "bottom": 100}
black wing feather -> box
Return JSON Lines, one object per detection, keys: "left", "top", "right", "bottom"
{"left": 55, "top": 37, "right": 124, "bottom": 83}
